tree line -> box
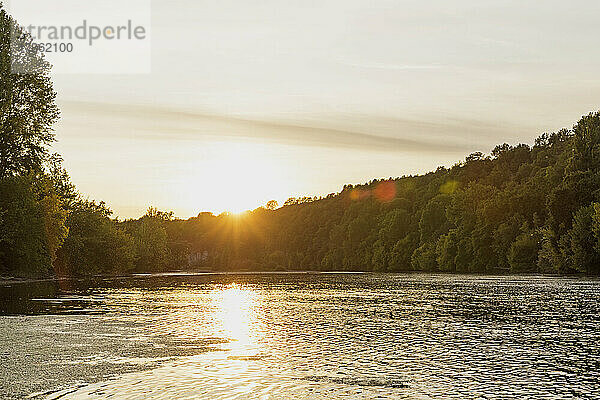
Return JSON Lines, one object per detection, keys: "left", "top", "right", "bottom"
{"left": 161, "top": 116, "right": 600, "bottom": 276}
{"left": 2, "top": 3, "right": 600, "bottom": 278}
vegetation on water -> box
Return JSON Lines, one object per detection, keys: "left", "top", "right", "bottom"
{"left": 2, "top": 4, "right": 600, "bottom": 277}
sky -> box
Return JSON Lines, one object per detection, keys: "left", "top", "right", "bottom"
{"left": 35, "top": 0, "right": 600, "bottom": 218}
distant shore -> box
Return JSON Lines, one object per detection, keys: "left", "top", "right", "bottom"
{"left": 2, "top": 270, "right": 596, "bottom": 287}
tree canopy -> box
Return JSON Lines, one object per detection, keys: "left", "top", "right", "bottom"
{"left": 0, "top": 5, "right": 59, "bottom": 178}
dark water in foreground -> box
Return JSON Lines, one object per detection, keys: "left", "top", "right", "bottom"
{"left": 0, "top": 273, "right": 599, "bottom": 399}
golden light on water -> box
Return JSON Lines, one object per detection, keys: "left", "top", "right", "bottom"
{"left": 213, "top": 284, "right": 262, "bottom": 352}
{"left": 144, "top": 284, "right": 263, "bottom": 353}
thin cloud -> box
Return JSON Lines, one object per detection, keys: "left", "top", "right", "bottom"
{"left": 343, "top": 61, "right": 446, "bottom": 71}
{"left": 59, "top": 101, "right": 500, "bottom": 154}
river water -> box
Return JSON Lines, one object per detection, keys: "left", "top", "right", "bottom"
{"left": 0, "top": 273, "right": 599, "bottom": 399}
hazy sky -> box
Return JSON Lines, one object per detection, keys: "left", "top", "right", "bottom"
{"left": 45, "top": 0, "right": 600, "bottom": 217}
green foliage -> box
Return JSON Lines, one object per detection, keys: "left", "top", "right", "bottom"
{"left": 123, "top": 208, "right": 171, "bottom": 272}
{"left": 565, "top": 205, "right": 600, "bottom": 274}
{"left": 570, "top": 111, "right": 600, "bottom": 173}
{"left": 436, "top": 230, "right": 459, "bottom": 272}
{"left": 537, "top": 227, "right": 564, "bottom": 274}
{"left": 389, "top": 232, "right": 418, "bottom": 271}
{"left": 418, "top": 194, "right": 451, "bottom": 242}
{"left": 0, "top": 5, "right": 60, "bottom": 178}
{"left": 55, "top": 200, "right": 135, "bottom": 276}
{"left": 508, "top": 231, "right": 540, "bottom": 273}
{"left": 411, "top": 242, "right": 438, "bottom": 271}
{"left": 0, "top": 175, "right": 66, "bottom": 277}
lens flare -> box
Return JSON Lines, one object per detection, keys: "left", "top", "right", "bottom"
{"left": 374, "top": 181, "right": 396, "bottom": 202}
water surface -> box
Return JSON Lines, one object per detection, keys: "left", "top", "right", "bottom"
{"left": 1, "top": 273, "right": 599, "bottom": 399}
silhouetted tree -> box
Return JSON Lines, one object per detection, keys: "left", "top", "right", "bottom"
{"left": 0, "top": 5, "right": 59, "bottom": 177}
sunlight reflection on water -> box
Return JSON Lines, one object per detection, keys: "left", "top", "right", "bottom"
{"left": 214, "top": 284, "right": 262, "bottom": 353}
{"left": 124, "top": 284, "right": 265, "bottom": 356}
{"left": 1, "top": 274, "right": 600, "bottom": 399}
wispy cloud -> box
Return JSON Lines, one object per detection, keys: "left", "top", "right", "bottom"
{"left": 342, "top": 61, "right": 446, "bottom": 71}
{"left": 59, "top": 101, "right": 513, "bottom": 154}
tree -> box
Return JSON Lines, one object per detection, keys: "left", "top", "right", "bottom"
{"left": 567, "top": 205, "right": 600, "bottom": 274}
{"left": 0, "top": 175, "right": 66, "bottom": 277}
{"left": 436, "top": 231, "right": 458, "bottom": 272}
{"left": 125, "top": 208, "right": 171, "bottom": 272}
{"left": 265, "top": 200, "right": 278, "bottom": 210}
{"left": 411, "top": 241, "right": 438, "bottom": 271}
{"left": 99, "top": 110, "right": 600, "bottom": 276}
{"left": 54, "top": 200, "right": 135, "bottom": 276}
{"left": 0, "top": 5, "right": 60, "bottom": 177}
{"left": 388, "top": 232, "right": 418, "bottom": 271}
{"left": 283, "top": 197, "right": 299, "bottom": 206}
{"left": 569, "top": 111, "right": 600, "bottom": 173}
{"left": 508, "top": 231, "right": 540, "bottom": 273}
{"left": 537, "top": 227, "right": 564, "bottom": 274}
{"left": 418, "top": 194, "right": 451, "bottom": 242}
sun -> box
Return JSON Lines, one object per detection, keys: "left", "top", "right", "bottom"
{"left": 175, "top": 140, "right": 294, "bottom": 215}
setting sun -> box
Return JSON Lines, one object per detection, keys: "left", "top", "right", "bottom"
{"left": 172, "top": 140, "right": 295, "bottom": 215}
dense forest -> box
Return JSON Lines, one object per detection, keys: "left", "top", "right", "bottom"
{"left": 152, "top": 116, "right": 600, "bottom": 276}
{"left": 2, "top": 4, "right": 600, "bottom": 278}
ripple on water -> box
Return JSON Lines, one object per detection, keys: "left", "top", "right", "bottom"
{"left": 0, "top": 273, "right": 598, "bottom": 399}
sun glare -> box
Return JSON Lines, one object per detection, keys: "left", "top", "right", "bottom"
{"left": 174, "top": 140, "right": 295, "bottom": 216}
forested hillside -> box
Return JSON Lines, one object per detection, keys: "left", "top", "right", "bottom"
{"left": 2, "top": 3, "right": 600, "bottom": 278}
{"left": 151, "top": 114, "right": 600, "bottom": 275}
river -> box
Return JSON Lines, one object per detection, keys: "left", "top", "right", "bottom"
{"left": 0, "top": 273, "right": 599, "bottom": 399}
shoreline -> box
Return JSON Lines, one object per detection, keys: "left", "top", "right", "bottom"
{"left": 1, "top": 270, "right": 597, "bottom": 286}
